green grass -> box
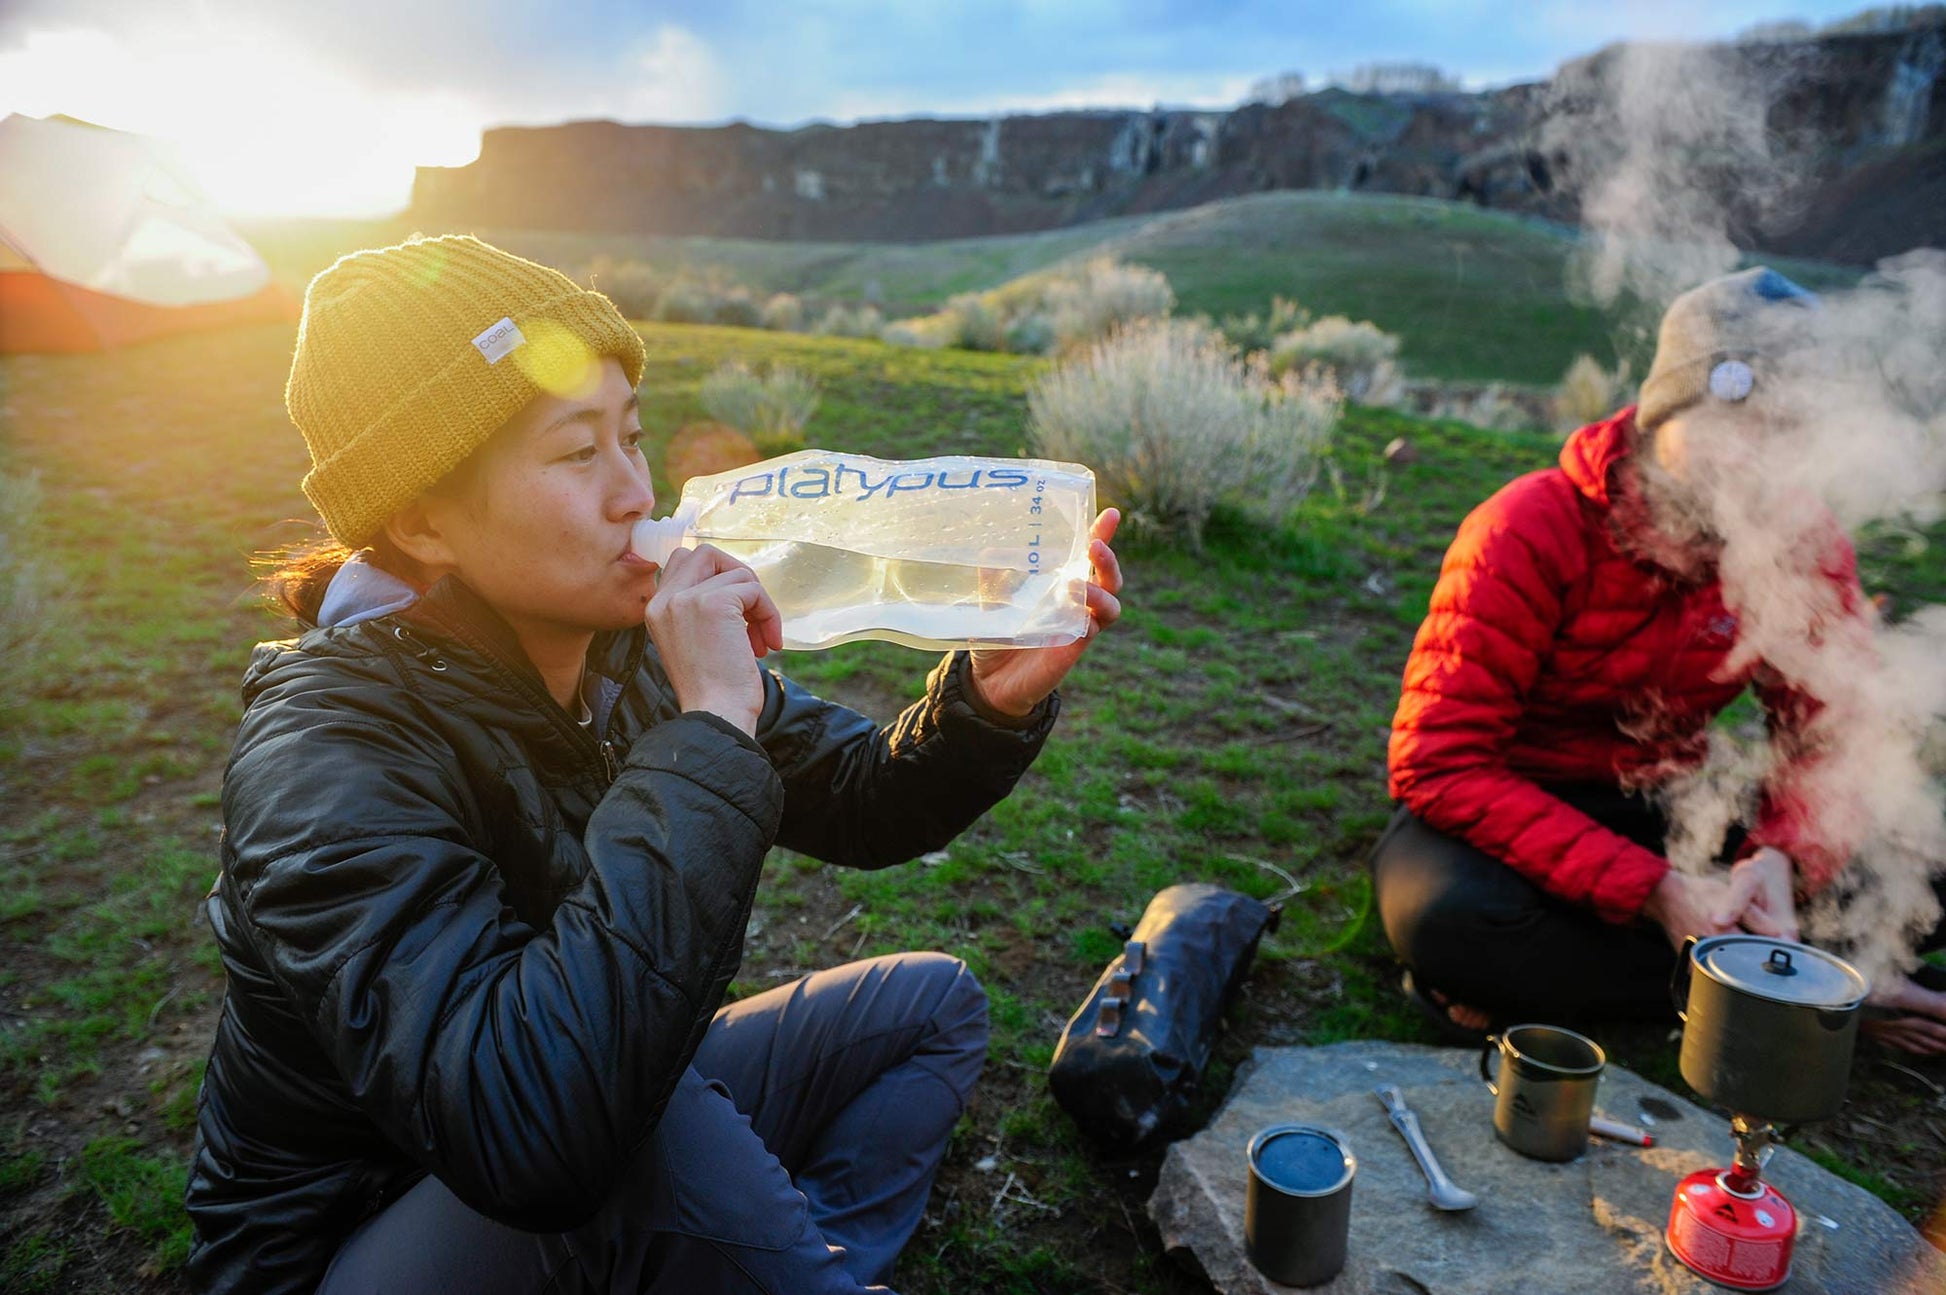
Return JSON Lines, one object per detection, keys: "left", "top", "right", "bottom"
{"left": 0, "top": 841, "right": 214, "bottom": 1109}
{"left": 0, "top": 1148, "right": 45, "bottom": 1196}
{"left": 0, "top": 1231, "right": 74, "bottom": 1294}
{"left": 3, "top": 311, "right": 1943, "bottom": 1292}
{"left": 1799, "top": 1145, "right": 1929, "bottom": 1216}
{"left": 80, "top": 1137, "right": 193, "bottom": 1272}
{"left": 240, "top": 192, "right": 1858, "bottom": 387}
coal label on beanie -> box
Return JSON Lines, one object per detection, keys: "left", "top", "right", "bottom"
{"left": 471, "top": 317, "right": 526, "bottom": 365}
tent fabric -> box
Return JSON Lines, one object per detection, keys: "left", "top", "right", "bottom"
{"left": 0, "top": 113, "right": 296, "bottom": 351}
{"left": 0, "top": 271, "right": 293, "bottom": 353}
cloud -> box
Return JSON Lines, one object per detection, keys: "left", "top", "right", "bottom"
{"left": 612, "top": 24, "right": 729, "bottom": 124}
{"left": 826, "top": 70, "right": 1259, "bottom": 123}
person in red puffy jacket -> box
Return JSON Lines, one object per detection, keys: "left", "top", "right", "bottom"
{"left": 1371, "top": 267, "right": 1946, "bottom": 1053}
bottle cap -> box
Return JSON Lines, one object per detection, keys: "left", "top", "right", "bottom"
{"left": 630, "top": 512, "right": 693, "bottom": 566}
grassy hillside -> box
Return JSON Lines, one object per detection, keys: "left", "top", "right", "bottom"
{"left": 240, "top": 192, "right": 1857, "bottom": 388}
{"left": 1, "top": 321, "right": 1937, "bottom": 1293}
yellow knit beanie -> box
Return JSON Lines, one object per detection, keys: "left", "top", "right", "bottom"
{"left": 288, "top": 234, "right": 647, "bottom": 547}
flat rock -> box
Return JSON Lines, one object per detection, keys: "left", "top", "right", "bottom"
{"left": 1148, "top": 1041, "right": 1946, "bottom": 1294}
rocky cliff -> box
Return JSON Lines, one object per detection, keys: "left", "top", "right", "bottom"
{"left": 411, "top": 22, "right": 1945, "bottom": 264}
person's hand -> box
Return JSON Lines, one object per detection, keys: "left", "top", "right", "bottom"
{"left": 1642, "top": 869, "right": 1738, "bottom": 950}
{"left": 967, "top": 509, "right": 1124, "bottom": 719}
{"left": 645, "top": 544, "right": 783, "bottom": 736}
{"left": 1715, "top": 848, "right": 1801, "bottom": 940}
{"left": 1862, "top": 972, "right": 1946, "bottom": 1056}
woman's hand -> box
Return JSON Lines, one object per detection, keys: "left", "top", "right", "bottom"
{"left": 1715, "top": 848, "right": 1800, "bottom": 941}
{"left": 1644, "top": 850, "right": 1801, "bottom": 950}
{"left": 1862, "top": 972, "right": 1946, "bottom": 1056}
{"left": 967, "top": 509, "right": 1124, "bottom": 719}
{"left": 646, "top": 544, "right": 784, "bottom": 736}
{"left": 1643, "top": 869, "right": 1738, "bottom": 950}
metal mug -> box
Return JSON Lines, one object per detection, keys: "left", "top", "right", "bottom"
{"left": 1478, "top": 1024, "right": 1605, "bottom": 1162}
{"left": 1244, "top": 1123, "right": 1355, "bottom": 1287}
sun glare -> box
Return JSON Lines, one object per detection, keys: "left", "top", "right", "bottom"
{"left": 0, "top": 27, "right": 482, "bottom": 218}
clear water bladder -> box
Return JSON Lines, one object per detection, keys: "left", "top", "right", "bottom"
{"left": 632, "top": 450, "right": 1097, "bottom": 651}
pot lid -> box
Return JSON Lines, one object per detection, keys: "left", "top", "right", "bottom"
{"left": 1694, "top": 935, "right": 1869, "bottom": 1007}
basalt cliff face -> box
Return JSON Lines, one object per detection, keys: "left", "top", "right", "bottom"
{"left": 411, "top": 23, "right": 1945, "bottom": 263}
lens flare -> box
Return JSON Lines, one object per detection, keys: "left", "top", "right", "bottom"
{"left": 1924, "top": 1194, "right": 1946, "bottom": 1252}
{"left": 512, "top": 319, "right": 600, "bottom": 399}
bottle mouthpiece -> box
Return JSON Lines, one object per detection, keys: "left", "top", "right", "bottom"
{"left": 630, "top": 514, "right": 693, "bottom": 567}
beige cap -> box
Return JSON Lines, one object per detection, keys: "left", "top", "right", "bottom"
{"left": 1636, "top": 266, "right": 1819, "bottom": 432}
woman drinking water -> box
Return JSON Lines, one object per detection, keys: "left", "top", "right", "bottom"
{"left": 182, "top": 234, "right": 1124, "bottom": 1294}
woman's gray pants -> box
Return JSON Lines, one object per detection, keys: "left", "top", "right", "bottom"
{"left": 316, "top": 951, "right": 988, "bottom": 1294}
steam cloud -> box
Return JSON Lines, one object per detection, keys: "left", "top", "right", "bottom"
{"left": 1549, "top": 39, "right": 1946, "bottom": 991}
{"left": 1548, "top": 41, "right": 1805, "bottom": 323}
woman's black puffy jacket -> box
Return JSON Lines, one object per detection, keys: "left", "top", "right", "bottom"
{"left": 184, "top": 577, "right": 1055, "bottom": 1294}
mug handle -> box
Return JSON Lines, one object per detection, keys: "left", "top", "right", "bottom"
{"left": 1478, "top": 1034, "right": 1501, "bottom": 1096}
{"left": 1669, "top": 935, "right": 1698, "bottom": 1022}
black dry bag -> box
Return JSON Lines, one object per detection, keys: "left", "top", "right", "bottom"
{"left": 1047, "top": 883, "right": 1276, "bottom": 1149}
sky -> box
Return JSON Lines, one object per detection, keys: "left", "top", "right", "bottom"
{"left": 0, "top": 0, "right": 1889, "bottom": 217}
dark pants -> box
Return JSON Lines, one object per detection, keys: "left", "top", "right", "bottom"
{"left": 316, "top": 952, "right": 987, "bottom": 1295}
{"left": 1370, "top": 785, "right": 1727, "bottom": 1023}
{"left": 1370, "top": 785, "right": 1946, "bottom": 1025}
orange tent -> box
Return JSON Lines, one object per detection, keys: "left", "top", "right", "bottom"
{"left": 0, "top": 114, "right": 295, "bottom": 353}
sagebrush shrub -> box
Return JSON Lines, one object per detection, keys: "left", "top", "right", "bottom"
{"left": 1553, "top": 353, "right": 1633, "bottom": 432}
{"left": 712, "top": 290, "right": 763, "bottom": 329}
{"left": 880, "top": 316, "right": 953, "bottom": 349}
{"left": 1465, "top": 384, "right": 1535, "bottom": 432}
{"left": 881, "top": 297, "right": 1006, "bottom": 351}
{"left": 1028, "top": 319, "right": 1340, "bottom": 546}
{"left": 655, "top": 283, "right": 718, "bottom": 325}
{"left": 700, "top": 362, "right": 821, "bottom": 454}
{"left": 942, "top": 293, "right": 1008, "bottom": 351}
{"left": 1218, "top": 296, "right": 1310, "bottom": 354}
{"left": 1043, "top": 258, "right": 1176, "bottom": 351}
{"left": 584, "top": 261, "right": 806, "bottom": 332}
{"left": 883, "top": 259, "right": 1173, "bottom": 357}
{"left": 813, "top": 304, "right": 884, "bottom": 338}
{"left": 1269, "top": 316, "right": 1402, "bottom": 403}
{"left": 1420, "top": 382, "right": 1541, "bottom": 432}
{"left": 760, "top": 293, "right": 806, "bottom": 332}
{"left": 586, "top": 256, "right": 662, "bottom": 320}
{"left": 1004, "top": 313, "right": 1056, "bottom": 355}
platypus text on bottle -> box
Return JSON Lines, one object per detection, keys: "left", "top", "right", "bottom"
{"left": 632, "top": 449, "right": 1097, "bottom": 651}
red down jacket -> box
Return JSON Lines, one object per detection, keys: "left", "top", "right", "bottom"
{"left": 1387, "top": 408, "right": 1862, "bottom": 923}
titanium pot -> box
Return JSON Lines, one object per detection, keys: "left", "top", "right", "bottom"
{"left": 1673, "top": 934, "right": 1869, "bottom": 1124}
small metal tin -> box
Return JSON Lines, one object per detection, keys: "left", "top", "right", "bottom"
{"left": 1245, "top": 1123, "right": 1356, "bottom": 1287}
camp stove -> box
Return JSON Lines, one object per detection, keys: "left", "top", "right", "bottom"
{"left": 1666, "top": 1115, "right": 1797, "bottom": 1290}
{"left": 1665, "top": 936, "right": 1869, "bottom": 1291}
